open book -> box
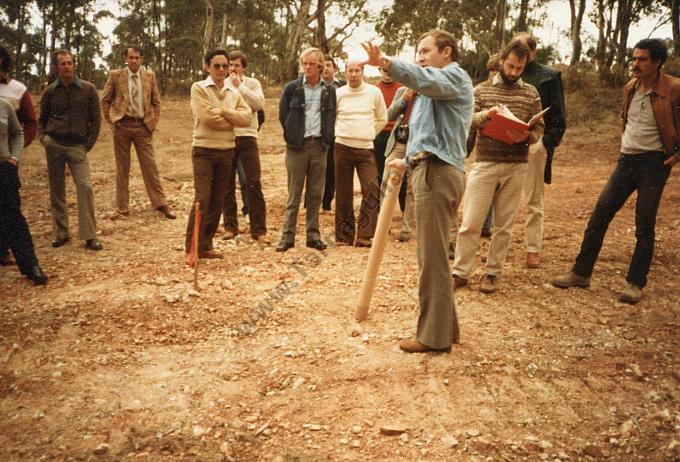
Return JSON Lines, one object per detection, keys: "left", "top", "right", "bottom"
{"left": 480, "top": 104, "right": 550, "bottom": 145}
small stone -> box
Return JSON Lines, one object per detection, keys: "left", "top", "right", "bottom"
{"left": 380, "top": 425, "right": 407, "bottom": 436}
{"left": 192, "top": 426, "right": 206, "bottom": 436}
{"left": 630, "top": 363, "right": 643, "bottom": 379}
{"left": 339, "top": 438, "right": 349, "bottom": 445}
{"left": 399, "top": 433, "right": 410, "bottom": 443}
{"left": 621, "top": 419, "right": 636, "bottom": 435}
{"left": 443, "top": 379, "right": 449, "bottom": 386}
{"left": 667, "top": 440, "right": 679, "bottom": 451}
{"left": 441, "top": 434, "right": 459, "bottom": 447}
{"left": 558, "top": 451, "right": 569, "bottom": 460}
{"left": 582, "top": 444, "right": 603, "bottom": 458}
{"left": 539, "top": 440, "right": 553, "bottom": 450}
{"left": 351, "top": 439, "right": 360, "bottom": 448}
{"left": 465, "top": 429, "right": 480, "bottom": 438}
{"left": 33, "top": 410, "right": 45, "bottom": 420}
{"left": 125, "top": 400, "right": 143, "bottom": 411}
{"left": 92, "top": 444, "right": 109, "bottom": 456}
{"left": 352, "top": 425, "right": 362, "bottom": 434}
{"left": 540, "top": 454, "right": 549, "bottom": 461}
{"left": 350, "top": 323, "right": 362, "bottom": 337}
{"left": 52, "top": 371, "right": 62, "bottom": 378}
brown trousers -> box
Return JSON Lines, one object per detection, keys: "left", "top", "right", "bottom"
{"left": 334, "top": 143, "right": 379, "bottom": 244}
{"left": 184, "top": 147, "right": 234, "bottom": 252}
{"left": 113, "top": 118, "right": 166, "bottom": 210}
{"left": 222, "top": 136, "right": 267, "bottom": 238}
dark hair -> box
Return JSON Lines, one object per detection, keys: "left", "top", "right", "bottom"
{"left": 125, "top": 46, "right": 143, "bottom": 57}
{"left": 418, "top": 29, "right": 459, "bottom": 62}
{"left": 204, "top": 48, "right": 229, "bottom": 65}
{"left": 0, "top": 45, "right": 11, "bottom": 73}
{"left": 500, "top": 41, "right": 530, "bottom": 62}
{"left": 512, "top": 32, "right": 537, "bottom": 50}
{"left": 323, "top": 54, "right": 337, "bottom": 70}
{"left": 228, "top": 50, "right": 248, "bottom": 68}
{"left": 52, "top": 49, "right": 75, "bottom": 68}
{"left": 633, "top": 38, "right": 668, "bottom": 69}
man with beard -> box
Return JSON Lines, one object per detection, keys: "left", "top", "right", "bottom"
{"left": 451, "top": 40, "right": 544, "bottom": 294}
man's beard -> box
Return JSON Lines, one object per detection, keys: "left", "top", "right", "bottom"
{"left": 500, "top": 69, "right": 520, "bottom": 85}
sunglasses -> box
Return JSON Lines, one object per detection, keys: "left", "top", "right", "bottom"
{"left": 212, "top": 63, "right": 229, "bottom": 69}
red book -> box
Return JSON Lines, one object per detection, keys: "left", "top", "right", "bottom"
{"left": 481, "top": 104, "right": 550, "bottom": 145}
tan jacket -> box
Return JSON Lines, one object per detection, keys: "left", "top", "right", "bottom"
{"left": 101, "top": 67, "right": 161, "bottom": 132}
{"left": 622, "top": 72, "right": 680, "bottom": 156}
{"left": 190, "top": 78, "right": 251, "bottom": 149}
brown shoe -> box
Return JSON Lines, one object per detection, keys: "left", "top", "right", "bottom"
{"left": 199, "top": 249, "right": 223, "bottom": 259}
{"left": 526, "top": 252, "right": 540, "bottom": 268}
{"left": 620, "top": 283, "right": 642, "bottom": 304}
{"left": 156, "top": 205, "right": 176, "bottom": 219}
{"left": 255, "top": 235, "right": 271, "bottom": 245}
{"left": 116, "top": 208, "right": 129, "bottom": 216}
{"left": 479, "top": 274, "right": 497, "bottom": 294}
{"left": 552, "top": 271, "right": 590, "bottom": 289}
{"left": 399, "top": 338, "right": 450, "bottom": 353}
{"left": 222, "top": 230, "right": 237, "bottom": 240}
{"left": 452, "top": 274, "right": 468, "bottom": 290}
{"left": 355, "top": 237, "right": 372, "bottom": 248}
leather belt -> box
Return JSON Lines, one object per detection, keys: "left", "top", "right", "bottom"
{"left": 409, "top": 151, "right": 432, "bottom": 168}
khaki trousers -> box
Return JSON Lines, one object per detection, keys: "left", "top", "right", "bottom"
{"left": 43, "top": 135, "right": 97, "bottom": 241}
{"left": 452, "top": 161, "right": 528, "bottom": 279}
{"left": 523, "top": 139, "right": 546, "bottom": 253}
{"left": 113, "top": 119, "right": 166, "bottom": 210}
{"left": 412, "top": 157, "right": 464, "bottom": 349}
{"left": 185, "top": 147, "right": 234, "bottom": 252}
{"left": 334, "top": 143, "right": 379, "bottom": 244}
{"left": 380, "top": 142, "right": 415, "bottom": 234}
{"left": 280, "top": 138, "right": 326, "bottom": 244}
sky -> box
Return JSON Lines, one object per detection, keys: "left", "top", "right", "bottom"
{"left": 96, "top": 0, "right": 673, "bottom": 74}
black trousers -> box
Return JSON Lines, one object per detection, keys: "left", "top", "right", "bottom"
{"left": 0, "top": 162, "right": 38, "bottom": 274}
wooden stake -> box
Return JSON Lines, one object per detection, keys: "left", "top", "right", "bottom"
{"left": 355, "top": 169, "right": 404, "bottom": 321}
{"left": 192, "top": 202, "right": 200, "bottom": 291}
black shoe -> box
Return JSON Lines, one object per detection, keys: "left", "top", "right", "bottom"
{"left": 306, "top": 240, "right": 327, "bottom": 251}
{"left": 0, "top": 252, "right": 15, "bottom": 266}
{"left": 52, "top": 236, "right": 70, "bottom": 248}
{"left": 27, "top": 266, "right": 47, "bottom": 285}
{"left": 85, "top": 239, "right": 103, "bottom": 251}
{"left": 276, "top": 242, "right": 294, "bottom": 252}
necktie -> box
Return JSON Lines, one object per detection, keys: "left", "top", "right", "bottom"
{"left": 131, "top": 74, "right": 142, "bottom": 117}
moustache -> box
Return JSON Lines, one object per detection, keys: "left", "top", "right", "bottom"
{"left": 632, "top": 67, "right": 641, "bottom": 72}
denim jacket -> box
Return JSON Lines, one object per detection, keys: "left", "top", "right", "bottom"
{"left": 279, "top": 75, "right": 336, "bottom": 149}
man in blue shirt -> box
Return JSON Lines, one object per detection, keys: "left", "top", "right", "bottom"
{"left": 363, "top": 29, "right": 474, "bottom": 353}
{"left": 277, "top": 47, "right": 337, "bottom": 252}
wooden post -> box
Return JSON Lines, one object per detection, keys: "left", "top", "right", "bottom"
{"left": 355, "top": 170, "right": 404, "bottom": 321}
{"left": 192, "top": 202, "right": 200, "bottom": 291}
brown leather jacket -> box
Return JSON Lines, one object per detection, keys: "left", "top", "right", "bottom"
{"left": 621, "top": 71, "right": 680, "bottom": 157}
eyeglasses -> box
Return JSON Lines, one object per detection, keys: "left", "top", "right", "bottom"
{"left": 212, "top": 64, "right": 229, "bottom": 69}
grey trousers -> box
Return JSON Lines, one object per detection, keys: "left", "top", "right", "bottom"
{"left": 43, "top": 136, "right": 97, "bottom": 241}
{"left": 280, "top": 138, "right": 326, "bottom": 244}
{"left": 412, "top": 157, "right": 465, "bottom": 349}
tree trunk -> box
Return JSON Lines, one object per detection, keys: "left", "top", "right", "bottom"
{"left": 673, "top": 0, "right": 679, "bottom": 56}
{"left": 515, "top": 0, "right": 530, "bottom": 32}
{"left": 14, "top": 2, "right": 26, "bottom": 79}
{"left": 315, "top": 0, "right": 329, "bottom": 53}
{"left": 221, "top": 12, "right": 228, "bottom": 47}
{"left": 203, "top": 0, "right": 214, "bottom": 56}
{"left": 493, "top": 0, "right": 507, "bottom": 53}
{"left": 282, "top": 0, "right": 312, "bottom": 82}
{"left": 616, "top": 0, "right": 632, "bottom": 66}
{"left": 569, "top": 0, "right": 586, "bottom": 65}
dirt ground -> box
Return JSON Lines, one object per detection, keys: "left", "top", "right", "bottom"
{"left": 1, "top": 95, "right": 679, "bottom": 462}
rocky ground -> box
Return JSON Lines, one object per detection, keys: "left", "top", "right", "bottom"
{"left": 1, "top": 97, "right": 679, "bottom": 461}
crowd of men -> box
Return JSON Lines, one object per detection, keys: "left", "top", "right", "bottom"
{"left": 0, "top": 32, "right": 678, "bottom": 354}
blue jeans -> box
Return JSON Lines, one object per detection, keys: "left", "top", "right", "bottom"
{"left": 572, "top": 152, "right": 671, "bottom": 288}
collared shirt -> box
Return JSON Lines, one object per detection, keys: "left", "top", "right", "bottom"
{"left": 39, "top": 75, "right": 101, "bottom": 150}
{"left": 303, "top": 76, "right": 323, "bottom": 138}
{"left": 126, "top": 67, "right": 144, "bottom": 118}
{"left": 388, "top": 59, "right": 474, "bottom": 172}
{"left": 620, "top": 84, "right": 664, "bottom": 154}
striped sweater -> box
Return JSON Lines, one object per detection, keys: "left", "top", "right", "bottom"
{"left": 471, "top": 75, "right": 544, "bottom": 163}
